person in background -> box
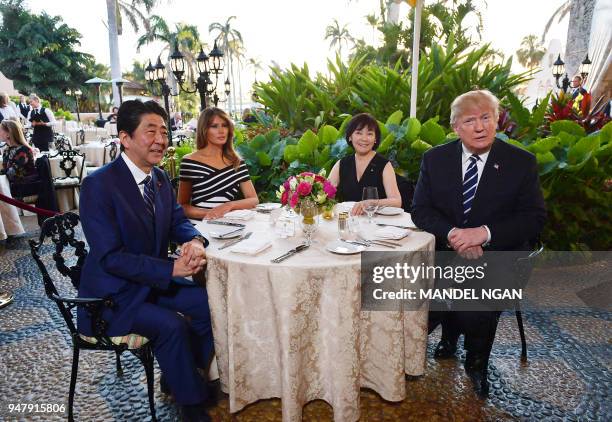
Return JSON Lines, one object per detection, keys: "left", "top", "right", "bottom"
{"left": 78, "top": 100, "right": 214, "bottom": 422}
{"left": 107, "top": 106, "right": 119, "bottom": 123}
{"left": 0, "top": 93, "right": 20, "bottom": 122}
{"left": 241, "top": 107, "right": 257, "bottom": 124}
{"left": 170, "top": 111, "right": 183, "bottom": 131}
{"left": 178, "top": 107, "right": 259, "bottom": 219}
{"left": 26, "top": 94, "right": 55, "bottom": 152}
{"left": 18, "top": 95, "right": 30, "bottom": 119}
{"left": 328, "top": 112, "right": 402, "bottom": 215}
{"left": 0, "top": 119, "right": 37, "bottom": 184}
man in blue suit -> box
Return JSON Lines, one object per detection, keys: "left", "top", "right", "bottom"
{"left": 78, "top": 100, "right": 213, "bottom": 422}
{"left": 412, "top": 89, "right": 546, "bottom": 397}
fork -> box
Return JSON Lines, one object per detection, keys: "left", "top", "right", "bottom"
{"left": 357, "top": 236, "right": 399, "bottom": 248}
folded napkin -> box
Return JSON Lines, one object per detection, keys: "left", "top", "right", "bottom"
{"left": 209, "top": 226, "right": 241, "bottom": 238}
{"left": 230, "top": 237, "right": 272, "bottom": 255}
{"left": 374, "top": 226, "right": 410, "bottom": 240}
{"left": 223, "top": 209, "right": 256, "bottom": 220}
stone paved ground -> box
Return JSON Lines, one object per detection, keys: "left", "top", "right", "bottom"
{"left": 0, "top": 223, "right": 610, "bottom": 422}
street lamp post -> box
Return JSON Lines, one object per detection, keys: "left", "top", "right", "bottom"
{"left": 552, "top": 53, "right": 592, "bottom": 93}
{"left": 167, "top": 40, "right": 228, "bottom": 111}
{"left": 65, "top": 89, "right": 82, "bottom": 123}
{"left": 145, "top": 57, "right": 174, "bottom": 141}
{"left": 85, "top": 77, "right": 110, "bottom": 127}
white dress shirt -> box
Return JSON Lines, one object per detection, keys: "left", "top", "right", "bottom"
{"left": 121, "top": 153, "right": 152, "bottom": 204}
{"left": 26, "top": 107, "right": 56, "bottom": 127}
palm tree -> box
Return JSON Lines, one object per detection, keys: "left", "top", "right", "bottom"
{"left": 516, "top": 34, "right": 546, "bottom": 70}
{"left": 542, "top": 0, "right": 571, "bottom": 43}
{"left": 325, "top": 19, "right": 354, "bottom": 57}
{"left": 105, "top": 0, "right": 157, "bottom": 106}
{"left": 246, "top": 57, "right": 264, "bottom": 83}
{"left": 365, "top": 13, "right": 379, "bottom": 44}
{"left": 209, "top": 16, "right": 244, "bottom": 115}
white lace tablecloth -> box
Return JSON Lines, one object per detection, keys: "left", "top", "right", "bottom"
{"left": 200, "top": 212, "right": 435, "bottom": 421}
{"left": 0, "top": 175, "right": 26, "bottom": 240}
{"left": 67, "top": 127, "right": 109, "bottom": 145}
{"left": 79, "top": 141, "right": 117, "bottom": 167}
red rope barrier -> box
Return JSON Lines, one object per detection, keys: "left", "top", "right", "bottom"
{"left": 0, "top": 192, "right": 59, "bottom": 217}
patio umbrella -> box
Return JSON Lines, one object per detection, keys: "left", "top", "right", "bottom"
{"left": 110, "top": 77, "right": 131, "bottom": 104}
{"left": 85, "top": 77, "right": 110, "bottom": 125}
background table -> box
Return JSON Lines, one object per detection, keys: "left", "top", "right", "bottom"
{"left": 201, "top": 212, "right": 435, "bottom": 421}
{"left": 78, "top": 141, "right": 118, "bottom": 167}
{"left": 0, "top": 175, "right": 26, "bottom": 240}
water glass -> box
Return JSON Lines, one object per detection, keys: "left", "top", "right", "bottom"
{"left": 362, "top": 186, "right": 379, "bottom": 224}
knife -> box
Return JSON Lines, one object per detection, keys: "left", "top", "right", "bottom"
{"left": 218, "top": 232, "right": 252, "bottom": 250}
{"left": 207, "top": 220, "right": 246, "bottom": 227}
{"left": 271, "top": 244, "right": 309, "bottom": 263}
{"left": 376, "top": 223, "right": 411, "bottom": 229}
{"left": 218, "top": 227, "right": 244, "bottom": 238}
{"left": 340, "top": 239, "right": 369, "bottom": 247}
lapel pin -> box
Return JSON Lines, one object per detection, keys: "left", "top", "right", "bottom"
{"left": 157, "top": 181, "right": 162, "bottom": 188}
{"left": 493, "top": 163, "right": 499, "bottom": 170}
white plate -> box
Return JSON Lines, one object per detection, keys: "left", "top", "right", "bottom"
{"left": 336, "top": 201, "right": 357, "bottom": 212}
{"left": 256, "top": 203, "right": 282, "bottom": 211}
{"left": 209, "top": 229, "right": 244, "bottom": 239}
{"left": 376, "top": 206, "right": 404, "bottom": 216}
{"left": 325, "top": 240, "right": 366, "bottom": 255}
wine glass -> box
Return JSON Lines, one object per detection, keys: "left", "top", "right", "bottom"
{"left": 300, "top": 200, "right": 319, "bottom": 246}
{"left": 362, "top": 186, "right": 379, "bottom": 224}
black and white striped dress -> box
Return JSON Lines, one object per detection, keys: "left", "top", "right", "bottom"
{"left": 179, "top": 158, "right": 251, "bottom": 209}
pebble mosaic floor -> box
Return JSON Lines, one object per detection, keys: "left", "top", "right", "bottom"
{"left": 0, "top": 227, "right": 610, "bottom": 422}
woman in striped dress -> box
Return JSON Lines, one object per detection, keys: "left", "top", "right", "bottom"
{"left": 178, "top": 108, "right": 259, "bottom": 219}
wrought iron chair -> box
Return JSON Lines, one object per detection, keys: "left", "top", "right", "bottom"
{"left": 514, "top": 241, "right": 544, "bottom": 361}
{"left": 174, "top": 134, "right": 188, "bottom": 147}
{"left": 103, "top": 141, "right": 118, "bottom": 165}
{"left": 51, "top": 150, "right": 85, "bottom": 204}
{"left": 53, "top": 133, "right": 73, "bottom": 152}
{"left": 29, "top": 212, "right": 157, "bottom": 422}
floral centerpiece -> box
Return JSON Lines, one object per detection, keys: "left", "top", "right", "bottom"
{"left": 277, "top": 170, "right": 337, "bottom": 213}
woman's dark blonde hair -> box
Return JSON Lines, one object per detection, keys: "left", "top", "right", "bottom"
{"left": 1, "top": 119, "right": 30, "bottom": 149}
{"left": 0, "top": 92, "right": 8, "bottom": 108}
{"left": 196, "top": 107, "right": 240, "bottom": 169}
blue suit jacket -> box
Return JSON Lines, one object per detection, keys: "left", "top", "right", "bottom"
{"left": 77, "top": 157, "right": 207, "bottom": 336}
{"left": 411, "top": 138, "right": 546, "bottom": 251}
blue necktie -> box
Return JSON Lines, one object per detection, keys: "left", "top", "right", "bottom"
{"left": 462, "top": 154, "right": 480, "bottom": 224}
{"left": 142, "top": 175, "right": 155, "bottom": 224}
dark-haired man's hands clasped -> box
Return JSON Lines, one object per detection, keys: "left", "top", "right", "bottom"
{"left": 448, "top": 226, "right": 488, "bottom": 260}
{"left": 172, "top": 239, "right": 207, "bottom": 279}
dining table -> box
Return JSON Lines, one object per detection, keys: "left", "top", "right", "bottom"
{"left": 197, "top": 208, "right": 436, "bottom": 422}
{"left": 0, "top": 175, "right": 26, "bottom": 240}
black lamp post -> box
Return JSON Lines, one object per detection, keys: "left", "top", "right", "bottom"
{"left": 167, "top": 40, "right": 228, "bottom": 111}
{"left": 145, "top": 57, "right": 174, "bottom": 141}
{"left": 111, "top": 77, "right": 130, "bottom": 104}
{"left": 552, "top": 53, "right": 592, "bottom": 93}
{"left": 65, "top": 88, "right": 82, "bottom": 123}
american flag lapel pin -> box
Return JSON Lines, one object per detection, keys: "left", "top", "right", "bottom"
{"left": 157, "top": 181, "right": 163, "bottom": 188}
{"left": 493, "top": 163, "right": 499, "bottom": 170}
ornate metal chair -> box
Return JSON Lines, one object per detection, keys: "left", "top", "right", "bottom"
{"left": 53, "top": 133, "right": 73, "bottom": 152}
{"left": 514, "top": 241, "right": 544, "bottom": 361}
{"left": 29, "top": 212, "right": 157, "bottom": 422}
{"left": 103, "top": 141, "right": 118, "bottom": 165}
{"left": 174, "top": 134, "right": 188, "bottom": 147}
{"left": 51, "top": 150, "right": 85, "bottom": 204}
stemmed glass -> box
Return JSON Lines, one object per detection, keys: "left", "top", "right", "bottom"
{"left": 362, "top": 186, "right": 379, "bottom": 224}
{"left": 299, "top": 199, "right": 319, "bottom": 246}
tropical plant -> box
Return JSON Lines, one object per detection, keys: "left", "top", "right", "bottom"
{"left": 209, "top": 16, "right": 243, "bottom": 116}
{"left": 516, "top": 35, "right": 546, "bottom": 70}
{"left": 324, "top": 19, "right": 355, "bottom": 57}
{"left": 105, "top": 0, "right": 158, "bottom": 106}
{"left": 0, "top": 0, "right": 105, "bottom": 109}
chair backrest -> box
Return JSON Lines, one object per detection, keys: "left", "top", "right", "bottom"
{"left": 396, "top": 173, "right": 415, "bottom": 212}
{"left": 53, "top": 133, "right": 73, "bottom": 152}
{"left": 174, "top": 134, "right": 188, "bottom": 146}
{"left": 103, "top": 141, "right": 118, "bottom": 165}
{"left": 515, "top": 241, "right": 544, "bottom": 288}
{"left": 29, "top": 212, "right": 88, "bottom": 334}
{"left": 53, "top": 150, "right": 85, "bottom": 181}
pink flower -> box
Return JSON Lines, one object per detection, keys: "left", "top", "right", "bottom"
{"left": 301, "top": 172, "right": 314, "bottom": 177}
{"left": 314, "top": 175, "right": 325, "bottom": 183}
{"left": 283, "top": 180, "right": 290, "bottom": 189}
{"left": 297, "top": 181, "right": 312, "bottom": 196}
{"left": 323, "top": 181, "right": 336, "bottom": 198}
{"left": 290, "top": 192, "right": 299, "bottom": 208}
{"left": 281, "top": 189, "right": 289, "bottom": 205}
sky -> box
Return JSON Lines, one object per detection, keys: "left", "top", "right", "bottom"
{"left": 22, "top": 0, "right": 569, "bottom": 99}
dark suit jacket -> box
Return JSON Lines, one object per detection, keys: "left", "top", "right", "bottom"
{"left": 77, "top": 157, "right": 207, "bottom": 336}
{"left": 411, "top": 138, "right": 546, "bottom": 252}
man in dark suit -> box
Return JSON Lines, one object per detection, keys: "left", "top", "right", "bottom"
{"left": 18, "top": 95, "right": 30, "bottom": 119}
{"left": 78, "top": 100, "right": 213, "bottom": 422}
{"left": 412, "top": 89, "right": 546, "bottom": 397}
